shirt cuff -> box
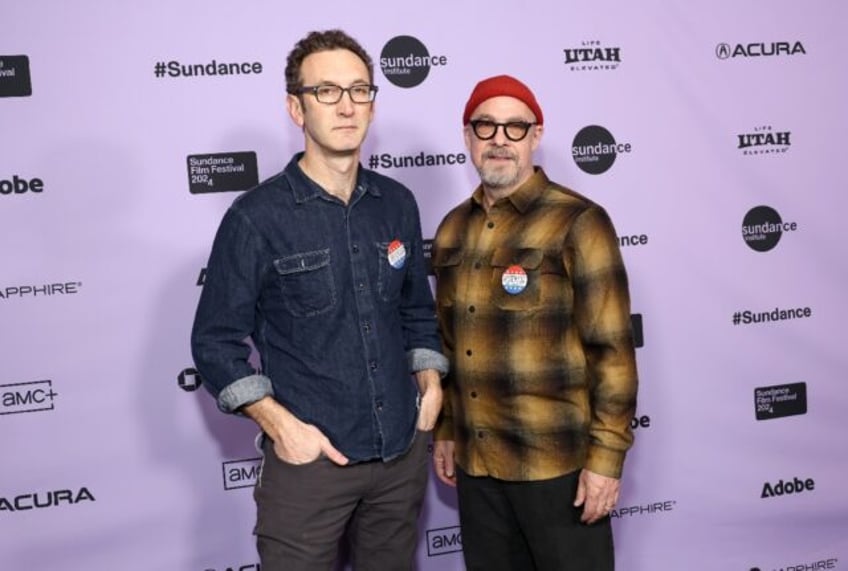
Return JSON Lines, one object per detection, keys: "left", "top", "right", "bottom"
{"left": 217, "top": 374, "right": 274, "bottom": 413}
{"left": 407, "top": 348, "right": 449, "bottom": 378}
{"left": 584, "top": 445, "right": 627, "bottom": 479}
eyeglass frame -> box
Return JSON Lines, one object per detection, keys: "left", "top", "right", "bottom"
{"left": 468, "top": 119, "right": 538, "bottom": 142}
{"left": 294, "top": 83, "right": 379, "bottom": 105}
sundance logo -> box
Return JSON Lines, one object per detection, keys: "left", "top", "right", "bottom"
{"left": 426, "top": 525, "right": 462, "bottom": 556}
{"left": 187, "top": 152, "right": 258, "bottom": 194}
{"left": 741, "top": 206, "right": 798, "bottom": 252}
{"left": 761, "top": 476, "right": 815, "bottom": 499}
{"left": 0, "top": 55, "right": 32, "bottom": 97}
{"left": 380, "top": 35, "right": 447, "bottom": 88}
{"left": 571, "top": 125, "right": 632, "bottom": 175}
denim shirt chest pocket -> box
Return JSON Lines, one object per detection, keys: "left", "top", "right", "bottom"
{"left": 273, "top": 248, "right": 336, "bottom": 317}
{"left": 376, "top": 240, "right": 410, "bottom": 303}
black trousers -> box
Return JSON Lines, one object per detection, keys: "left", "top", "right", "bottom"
{"left": 457, "top": 468, "right": 615, "bottom": 571}
{"left": 254, "top": 433, "right": 429, "bottom": 571}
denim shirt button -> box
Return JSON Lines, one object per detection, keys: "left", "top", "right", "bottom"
{"left": 369, "top": 361, "right": 377, "bottom": 371}
{"left": 352, "top": 244, "right": 360, "bottom": 253}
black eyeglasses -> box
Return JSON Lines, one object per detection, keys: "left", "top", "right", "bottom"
{"left": 295, "top": 83, "right": 378, "bottom": 104}
{"left": 469, "top": 119, "right": 537, "bottom": 142}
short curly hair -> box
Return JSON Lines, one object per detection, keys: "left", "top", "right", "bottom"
{"left": 285, "top": 29, "right": 374, "bottom": 95}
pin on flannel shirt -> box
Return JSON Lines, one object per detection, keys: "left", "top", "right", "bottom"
{"left": 432, "top": 167, "right": 638, "bottom": 481}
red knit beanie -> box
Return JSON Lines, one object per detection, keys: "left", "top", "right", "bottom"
{"left": 462, "top": 74, "right": 544, "bottom": 125}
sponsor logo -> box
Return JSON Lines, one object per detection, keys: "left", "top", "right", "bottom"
{"left": 178, "top": 368, "right": 203, "bottom": 392}
{"left": 631, "top": 414, "right": 651, "bottom": 430}
{"left": 738, "top": 126, "right": 791, "bottom": 156}
{"left": 631, "top": 313, "right": 644, "bottom": 348}
{"left": 380, "top": 36, "right": 447, "bottom": 88}
{"left": 572, "top": 125, "right": 632, "bottom": 174}
{"left": 187, "top": 152, "right": 258, "bottom": 194}
{"left": 154, "top": 60, "right": 263, "bottom": 79}
{"left": 0, "top": 282, "right": 82, "bottom": 301}
{"left": 716, "top": 41, "right": 806, "bottom": 60}
{"left": 0, "top": 55, "right": 32, "bottom": 97}
{"left": 733, "top": 305, "right": 812, "bottom": 326}
{"left": 367, "top": 151, "right": 466, "bottom": 170}
{"left": 0, "top": 175, "right": 44, "bottom": 195}
{"left": 0, "top": 487, "right": 95, "bottom": 512}
{"left": 611, "top": 500, "right": 677, "bottom": 519}
{"left": 563, "top": 41, "right": 621, "bottom": 71}
{"left": 223, "top": 458, "right": 262, "bottom": 490}
{"left": 750, "top": 557, "right": 839, "bottom": 571}
{"left": 755, "top": 382, "right": 807, "bottom": 421}
{"left": 761, "top": 476, "right": 815, "bottom": 499}
{"left": 0, "top": 380, "right": 57, "bottom": 415}
{"left": 741, "top": 206, "right": 798, "bottom": 252}
{"left": 426, "top": 525, "right": 463, "bottom": 556}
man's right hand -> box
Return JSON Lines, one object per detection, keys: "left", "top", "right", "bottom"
{"left": 432, "top": 440, "right": 457, "bottom": 487}
{"left": 242, "top": 397, "right": 349, "bottom": 466}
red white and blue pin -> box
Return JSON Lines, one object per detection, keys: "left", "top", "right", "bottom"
{"left": 387, "top": 240, "right": 407, "bottom": 269}
{"left": 501, "top": 264, "right": 528, "bottom": 295}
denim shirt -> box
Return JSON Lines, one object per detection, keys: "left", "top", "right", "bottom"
{"left": 191, "top": 153, "right": 448, "bottom": 462}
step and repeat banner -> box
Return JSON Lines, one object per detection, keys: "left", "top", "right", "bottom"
{"left": 2, "top": 1, "right": 846, "bottom": 570}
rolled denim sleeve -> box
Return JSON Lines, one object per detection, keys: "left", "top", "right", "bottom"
{"left": 191, "top": 206, "right": 274, "bottom": 412}
{"left": 399, "top": 196, "right": 449, "bottom": 376}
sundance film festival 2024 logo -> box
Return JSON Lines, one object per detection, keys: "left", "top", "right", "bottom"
{"left": 741, "top": 206, "right": 797, "bottom": 252}
{"left": 187, "top": 152, "right": 259, "bottom": 194}
{"left": 0, "top": 55, "right": 32, "bottom": 97}
{"left": 755, "top": 382, "right": 807, "bottom": 421}
{"left": 380, "top": 36, "right": 447, "bottom": 88}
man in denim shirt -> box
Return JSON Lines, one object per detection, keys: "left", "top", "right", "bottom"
{"left": 191, "top": 30, "right": 447, "bottom": 570}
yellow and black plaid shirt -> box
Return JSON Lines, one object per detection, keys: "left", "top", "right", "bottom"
{"left": 432, "top": 167, "right": 638, "bottom": 481}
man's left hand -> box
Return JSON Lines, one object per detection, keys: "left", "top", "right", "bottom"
{"left": 573, "top": 469, "right": 621, "bottom": 524}
{"left": 414, "top": 369, "right": 443, "bottom": 431}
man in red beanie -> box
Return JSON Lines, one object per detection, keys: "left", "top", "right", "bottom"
{"left": 431, "top": 74, "right": 639, "bottom": 570}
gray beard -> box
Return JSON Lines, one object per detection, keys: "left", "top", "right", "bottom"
{"left": 478, "top": 163, "right": 520, "bottom": 189}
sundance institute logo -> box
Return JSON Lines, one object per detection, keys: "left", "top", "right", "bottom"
{"left": 571, "top": 125, "right": 632, "bottom": 175}
{"left": 741, "top": 206, "right": 798, "bottom": 252}
{"left": 380, "top": 36, "right": 447, "bottom": 88}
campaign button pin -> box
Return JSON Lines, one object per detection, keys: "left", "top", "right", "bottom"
{"left": 502, "top": 265, "right": 527, "bottom": 295}
{"left": 387, "top": 240, "right": 407, "bottom": 269}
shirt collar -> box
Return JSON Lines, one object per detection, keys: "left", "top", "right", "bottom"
{"left": 283, "top": 152, "right": 382, "bottom": 204}
{"left": 471, "top": 167, "right": 549, "bottom": 214}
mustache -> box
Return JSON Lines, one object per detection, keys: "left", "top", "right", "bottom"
{"left": 483, "top": 148, "right": 517, "bottom": 160}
